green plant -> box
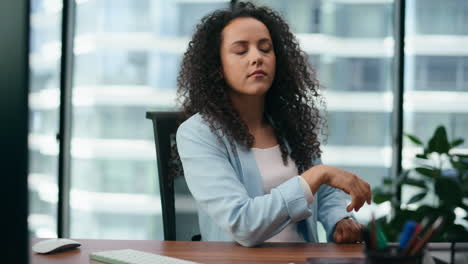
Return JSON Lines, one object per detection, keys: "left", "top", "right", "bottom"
{"left": 373, "top": 125, "right": 468, "bottom": 242}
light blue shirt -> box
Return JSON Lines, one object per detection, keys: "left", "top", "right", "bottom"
{"left": 176, "top": 113, "right": 352, "bottom": 247}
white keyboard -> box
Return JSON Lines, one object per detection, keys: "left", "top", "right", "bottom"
{"left": 90, "top": 249, "right": 202, "bottom": 264}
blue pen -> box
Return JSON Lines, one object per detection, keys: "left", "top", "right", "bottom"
{"left": 398, "top": 220, "right": 417, "bottom": 249}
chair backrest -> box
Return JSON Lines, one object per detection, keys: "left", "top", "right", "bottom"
{"left": 146, "top": 111, "right": 200, "bottom": 241}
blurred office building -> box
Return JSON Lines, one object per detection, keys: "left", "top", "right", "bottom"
{"left": 28, "top": 0, "right": 467, "bottom": 241}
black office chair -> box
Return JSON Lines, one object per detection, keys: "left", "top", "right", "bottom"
{"left": 146, "top": 111, "right": 201, "bottom": 241}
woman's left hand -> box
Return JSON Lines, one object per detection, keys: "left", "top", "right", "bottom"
{"left": 333, "top": 218, "right": 364, "bottom": 243}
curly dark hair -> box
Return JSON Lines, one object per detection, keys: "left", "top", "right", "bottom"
{"left": 177, "top": 1, "right": 326, "bottom": 173}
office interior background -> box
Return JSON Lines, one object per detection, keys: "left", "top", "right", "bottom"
{"left": 28, "top": 0, "right": 468, "bottom": 242}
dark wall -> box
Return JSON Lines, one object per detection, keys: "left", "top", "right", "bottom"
{"left": 0, "top": 0, "right": 30, "bottom": 263}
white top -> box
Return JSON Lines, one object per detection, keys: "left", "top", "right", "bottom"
{"left": 252, "top": 145, "right": 314, "bottom": 242}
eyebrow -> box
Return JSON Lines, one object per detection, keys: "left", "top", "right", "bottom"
{"left": 230, "top": 38, "right": 272, "bottom": 46}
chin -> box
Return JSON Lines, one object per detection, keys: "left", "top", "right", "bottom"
{"left": 247, "top": 84, "right": 270, "bottom": 95}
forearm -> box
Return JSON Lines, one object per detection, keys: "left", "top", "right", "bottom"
{"left": 317, "top": 184, "right": 352, "bottom": 241}
{"left": 300, "top": 164, "right": 328, "bottom": 195}
{"left": 187, "top": 174, "right": 313, "bottom": 246}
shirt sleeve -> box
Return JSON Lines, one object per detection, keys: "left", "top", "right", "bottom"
{"left": 176, "top": 119, "right": 314, "bottom": 247}
{"left": 297, "top": 176, "right": 314, "bottom": 204}
{"left": 313, "top": 158, "right": 353, "bottom": 242}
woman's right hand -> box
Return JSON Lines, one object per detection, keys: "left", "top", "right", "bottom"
{"left": 301, "top": 164, "right": 371, "bottom": 212}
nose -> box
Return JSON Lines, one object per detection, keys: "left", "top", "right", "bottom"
{"left": 250, "top": 49, "right": 263, "bottom": 66}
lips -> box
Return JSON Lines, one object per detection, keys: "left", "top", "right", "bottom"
{"left": 248, "top": 70, "right": 267, "bottom": 77}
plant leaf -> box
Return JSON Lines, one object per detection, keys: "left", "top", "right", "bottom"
{"left": 451, "top": 138, "right": 464, "bottom": 148}
{"left": 462, "top": 181, "right": 468, "bottom": 197}
{"left": 435, "top": 177, "right": 463, "bottom": 205}
{"left": 383, "top": 178, "right": 393, "bottom": 185}
{"left": 450, "top": 159, "right": 468, "bottom": 172}
{"left": 401, "top": 178, "right": 427, "bottom": 189}
{"left": 397, "top": 170, "right": 410, "bottom": 185}
{"left": 390, "top": 209, "right": 419, "bottom": 232}
{"left": 374, "top": 193, "right": 392, "bottom": 204}
{"left": 415, "top": 205, "right": 436, "bottom": 216}
{"left": 415, "top": 154, "right": 428, "bottom": 159}
{"left": 427, "top": 126, "right": 450, "bottom": 154}
{"left": 459, "top": 203, "right": 468, "bottom": 211}
{"left": 443, "top": 224, "right": 468, "bottom": 242}
{"left": 405, "top": 133, "right": 423, "bottom": 145}
{"left": 453, "top": 154, "right": 468, "bottom": 168}
{"left": 373, "top": 187, "right": 392, "bottom": 204}
{"left": 415, "top": 167, "right": 438, "bottom": 179}
{"left": 407, "top": 192, "right": 426, "bottom": 204}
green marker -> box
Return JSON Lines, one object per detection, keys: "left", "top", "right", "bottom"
{"left": 376, "top": 223, "right": 388, "bottom": 249}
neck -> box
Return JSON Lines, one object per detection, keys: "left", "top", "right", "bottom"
{"left": 229, "top": 92, "right": 266, "bottom": 132}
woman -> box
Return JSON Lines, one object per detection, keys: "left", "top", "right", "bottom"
{"left": 175, "top": 2, "right": 371, "bottom": 247}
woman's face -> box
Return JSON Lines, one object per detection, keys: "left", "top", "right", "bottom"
{"left": 220, "top": 17, "right": 276, "bottom": 97}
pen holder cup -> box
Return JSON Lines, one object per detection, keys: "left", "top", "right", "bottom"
{"left": 364, "top": 246, "right": 423, "bottom": 264}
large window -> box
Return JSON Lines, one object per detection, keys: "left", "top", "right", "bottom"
{"left": 28, "top": 0, "right": 229, "bottom": 240}
{"left": 253, "top": 0, "right": 394, "bottom": 221}
{"left": 28, "top": 0, "right": 467, "bottom": 241}
{"left": 68, "top": 0, "right": 227, "bottom": 239}
{"left": 249, "top": 0, "right": 394, "bottom": 240}
{"left": 28, "top": 0, "right": 63, "bottom": 238}
{"left": 403, "top": 0, "right": 468, "bottom": 229}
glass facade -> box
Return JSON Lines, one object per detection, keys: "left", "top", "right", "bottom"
{"left": 403, "top": 0, "right": 468, "bottom": 229}
{"left": 69, "top": 0, "right": 228, "bottom": 239}
{"left": 27, "top": 0, "right": 468, "bottom": 241}
{"left": 28, "top": 0, "right": 229, "bottom": 240}
{"left": 253, "top": 0, "right": 394, "bottom": 229}
{"left": 28, "top": 0, "right": 62, "bottom": 238}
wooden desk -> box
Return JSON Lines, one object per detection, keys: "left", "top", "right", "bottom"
{"left": 30, "top": 238, "right": 365, "bottom": 264}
